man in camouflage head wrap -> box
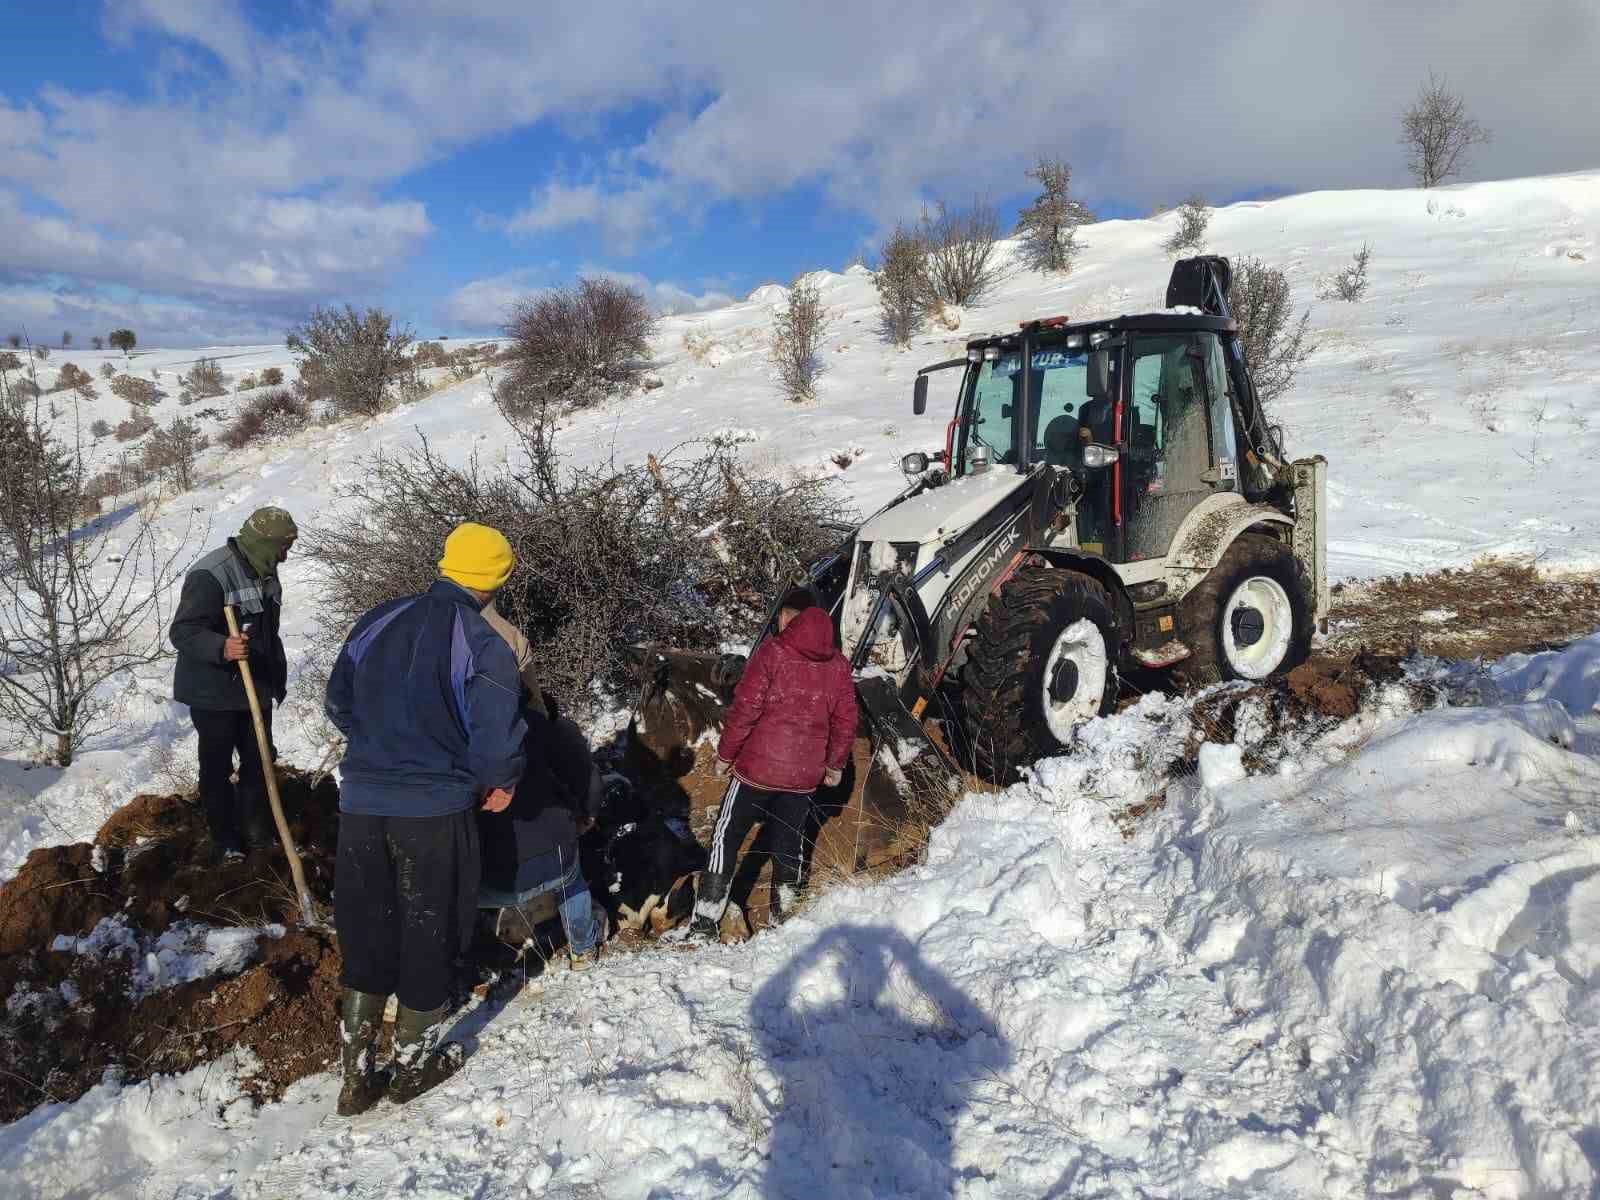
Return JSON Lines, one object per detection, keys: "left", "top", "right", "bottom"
{"left": 170, "top": 506, "right": 298, "bottom": 862}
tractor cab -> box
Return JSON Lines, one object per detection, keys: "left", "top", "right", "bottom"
{"left": 909, "top": 256, "right": 1280, "bottom": 568}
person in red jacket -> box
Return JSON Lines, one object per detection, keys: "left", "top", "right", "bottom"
{"left": 688, "top": 588, "right": 857, "bottom": 939}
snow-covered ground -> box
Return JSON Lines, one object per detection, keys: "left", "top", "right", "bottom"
{"left": 5, "top": 634, "right": 1599, "bottom": 1198}
{"left": 4, "top": 169, "right": 1600, "bottom": 1197}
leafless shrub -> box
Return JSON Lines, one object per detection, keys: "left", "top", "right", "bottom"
{"left": 50, "top": 363, "right": 92, "bottom": 393}
{"left": 447, "top": 350, "right": 479, "bottom": 383}
{"left": 99, "top": 362, "right": 116, "bottom": 380}
{"left": 872, "top": 223, "right": 927, "bottom": 347}
{"left": 89, "top": 418, "right": 111, "bottom": 440}
{"left": 287, "top": 304, "right": 417, "bottom": 417}
{"left": 236, "top": 372, "right": 258, "bottom": 392}
{"left": 11, "top": 377, "right": 40, "bottom": 400}
{"left": 1015, "top": 157, "right": 1089, "bottom": 274}
{"left": 260, "top": 366, "right": 284, "bottom": 387}
{"left": 179, "top": 356, "right": 226, "bottom": 404}
{"left": 110, "top": 373, "right": 162, "bottom": 408}
{"left": 0, "top": 351, "right": 20, "bottom": 375}
{"left": 502, "top": 276, "right": 658, "bottom": 414}
{"left": 1163, "top": 195, "right": 1211, "bottom": 255}
{"left": 1228, "top": 257, "right": 1313, "bottom": 409}
{"left": 413, "top": 340, "right": 450, "bottom": 369}
{"left": 770, "top": 275, "right": 832, "bottom": 402}
{"left": 0, "top": 361, "right": 198, "bottom": 764}
{"left": 1401, "top": 70, "right": 1490, "bottom": 188}
{"left": 33, "top": 345, "right": 49, "bottom": 362}
{"left": 5, "top": 334, "right": 20, "bottom": 349}
{"left": 918, "top": 198, "right": 1003, "bottom": 306}
{"left": 142, "top": 416, "right": 208, "bottom": 492}
{"left": 113, "top": 410, "right": 156, "bottom": 442}
{"left": 303, "top": 387, "right": 851, "bottom": 721}
{"left": 220, "top": 387, "right": 311, "bottom": 449}
{"left": 1319, "top": 244, "right": 1373, "bottom": 302}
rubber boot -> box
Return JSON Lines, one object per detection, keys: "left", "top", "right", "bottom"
{"left": 337, "top": 989, "right": 388, "bottom": 1117}
{"left": 388, "top": 1003, "right": 464, "bottom": 1105}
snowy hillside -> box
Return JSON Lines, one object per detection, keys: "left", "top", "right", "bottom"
{"left": 3, "top": 170, "right": 1600, "bottom": 1197}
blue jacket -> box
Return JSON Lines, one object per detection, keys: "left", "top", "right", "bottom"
{"left": 325, "top": 579, "right": 528, "bottom": 817}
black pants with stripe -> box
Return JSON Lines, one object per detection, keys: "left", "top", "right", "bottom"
{"left": 696, "top": 779, "right": 813, "bottom": 920}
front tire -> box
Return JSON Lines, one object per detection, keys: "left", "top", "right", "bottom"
{"left": 961, "top": 568, "right": 1120, "bottom": 783}
{"left": 1180, "top": 534, "right": 1311, "bottom": 684}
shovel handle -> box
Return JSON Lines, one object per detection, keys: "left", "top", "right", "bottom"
{"left": 224, "top": 605, "right": 317, "bottom": 926}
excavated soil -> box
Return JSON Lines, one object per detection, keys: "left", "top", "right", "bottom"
{"left": 0, "top": 769, "right": 341, "bottom": 1123}
{"left": 1327, "top": 558, "right": 1600, "bottom": 660}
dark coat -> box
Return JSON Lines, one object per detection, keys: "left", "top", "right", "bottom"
{"left": 325, "top": 579, "right": 527, "bottom": 818}
{"left": 716, "top": 607, "right": 858, "bottom": 793}
{"left": 479, "top": 704, "right": 602, "bottom": 895}
{"left": 170, "top": 539, "right": 287, "bottom": 710}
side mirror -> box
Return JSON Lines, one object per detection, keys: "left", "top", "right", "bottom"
{"left": 900, "top": 451, "right": 930, "bottom": 475}
{"left": 1086, "top": 349, "right": 1111, "bottom": 400}
{"left": 913, "top": 374, "right": 928, "bottom": 416}
{"left": 1082, "top": 444, "right": 1119, "bottom": 469}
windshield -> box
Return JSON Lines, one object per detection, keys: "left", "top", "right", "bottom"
{"left": 959, "top": 344, "right": 1101, "bottom": 475}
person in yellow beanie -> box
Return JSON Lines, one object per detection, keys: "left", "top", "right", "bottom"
{"left": 438, "top": 522, "right": 515, "bottom": 592}
{"left": 323, "top": 521, "right": 527, "bottom": 1114}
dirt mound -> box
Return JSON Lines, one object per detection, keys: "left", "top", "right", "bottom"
{"left": 1328, "top": 558, "right": 1600, "bottom": 660}
{"left": 0, "top": 769, "right": 342, "bottom": 1123}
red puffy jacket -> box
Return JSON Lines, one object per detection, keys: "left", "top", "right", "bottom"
{"left": 717, "top": 607, "right": 858, "bottom": 793}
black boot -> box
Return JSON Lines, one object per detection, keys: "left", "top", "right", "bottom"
{"left": 337, "top": 989, "right": 388, "bottom": 1116}
{"left": 388, "top": 1003, "right": 464, "bottom": 1104}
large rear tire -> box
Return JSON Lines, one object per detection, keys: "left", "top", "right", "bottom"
{"left": 961, "top": 568, "right": 1121, "bottom": 784}
{"left": 1180, "top": 534, "right": 1311, "bottom": 685}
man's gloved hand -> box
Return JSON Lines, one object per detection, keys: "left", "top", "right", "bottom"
{"left": 713, "top": 759, "right": 731, "bottom": 778}
{"left": 823, "top": 767, "right": 843, "bottom": 788}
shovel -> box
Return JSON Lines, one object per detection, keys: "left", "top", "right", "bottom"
{"left": 224, "top": 604, "right": 319, "bottom": 927}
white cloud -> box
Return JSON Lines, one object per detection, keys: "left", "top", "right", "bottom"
{"left": 4, "top": 2, "right": 1598, "bottom": 340}
{"left": 440, "top": 266, "right": 733, "bottom": 330}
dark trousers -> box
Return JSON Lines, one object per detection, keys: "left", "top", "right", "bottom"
{"left": 698, "top": 779, "right": 813, "bottom": 910}
{"left": 191, "top": 706, "right": 273, "bottom": 852}
{"left": 335, "top": 809, "right": 480, "bottom": 1012}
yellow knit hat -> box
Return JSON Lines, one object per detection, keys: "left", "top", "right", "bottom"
{"left": 438, "top": 522, "right": 515, "bottom": 592}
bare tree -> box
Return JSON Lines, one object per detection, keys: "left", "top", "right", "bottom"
{"left": 99, "top": 361, "right": 116, "bottom": 380}
{"left": 108, "top": 329, "right": 136, "bottom": 357}
{"left": 872, "top": 223, "right": 928, "bottom": 347}
{"left": 1319, "top": 243, "right": 1373, "bottom": 302}
{"left": 1228, "top": 257, "right": 1312, "bottom": 409}
{"left": 304, "top": 383, "right": 849, "bottom": 721}
{"left": 502, "top": 276, "right": 658, "bottom": 413}
{"left": 0, "top": 362, "right": 197, "bottom": 765}
{"left": 286, "top": 305, "right": 417, "bottom": 418}
{"left": 919, "top": 198, "right": 1004, "bottom": 306}
{"left": 1401, "top": 70, "right": 1490, "bottom": 188}
{"left": 179, "top": 356, "right": 226, "bottom": 403}
{"left": 1014, "top": 157, "right": 1089, "bottom": 273}
{"left": 1163, "top": 195, "right": 1211, "bottom": 255}
{"left": 90, "top": 335, "right": 104, "bottom": 351}
{"left": 5, "top": 334, "right": 20, "bottom": 350}
{"left": 143, "top": 415, "right": 209, "bottom": 493}
{"left": 770, "top": 275, "right": 832, "bottom": 402}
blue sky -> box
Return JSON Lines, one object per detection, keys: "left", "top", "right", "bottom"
{"left": 1, "top": 1, "right": 1595, "bottom": 346}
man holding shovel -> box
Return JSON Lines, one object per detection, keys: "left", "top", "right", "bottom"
{"left": 170, "top": 506, "right": 297, "bottom": 863}
{"left": 324, "top": 522, "right": 528, "bottom": 1114}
